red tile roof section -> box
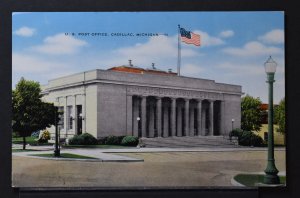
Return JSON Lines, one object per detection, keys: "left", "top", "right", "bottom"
{"left": 108, "top": 66, "right": 177, "bottom": 76}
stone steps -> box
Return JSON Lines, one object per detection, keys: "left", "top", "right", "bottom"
{"left": 140, "top": 136, "right": 239, "bottom": 148}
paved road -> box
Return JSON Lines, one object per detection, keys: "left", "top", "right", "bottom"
{"left": 12, "top": 148, "right": 286, "bottom": 187}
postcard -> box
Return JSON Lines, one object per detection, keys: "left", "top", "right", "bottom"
{"left": 12, "top": 11, "right": 285, "bottom": 188}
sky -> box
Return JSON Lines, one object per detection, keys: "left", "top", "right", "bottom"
{"left": 12, "top": 12, "right": 285, "bottom": 104}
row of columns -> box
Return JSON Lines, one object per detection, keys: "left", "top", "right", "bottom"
{"left": 56, "top": 94, "right": 86, "bottom": 137}
{"left": 131, "top": 96, "right": 223, "bottom": 138}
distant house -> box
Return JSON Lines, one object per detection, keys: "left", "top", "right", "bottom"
{"left": 258, "top": 103, "right": 284, "bottom": 145}
{"left": 260, "top": 103, "right": 278, "bottom": 124}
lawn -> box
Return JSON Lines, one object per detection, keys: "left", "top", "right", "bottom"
{"left": 63, "top": 144, "right": 135, "bottom": 149}
{"left": 12, "top": 136, "right": 53, "bottom": 146}
{"left": 12, "top": 136, "right": 36, "bottom": 144}
{"left": 12, "top": 149, "right": 41, "bottom": 152}
{"left": 234, "top": 174, "right": 286, "bottom": 186}
{"left": 31, "top": 153, "right": 97, "bottom": 159}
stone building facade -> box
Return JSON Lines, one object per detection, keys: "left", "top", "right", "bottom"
{"left": 42, "top": 64, "right": 242, "bottom": 139}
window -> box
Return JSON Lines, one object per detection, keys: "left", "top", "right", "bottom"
{"left": 58, "top": 106, "right": 64, "bottom": 129}
{"left": 67, "top": 106, "right": 73, "bottom": 130}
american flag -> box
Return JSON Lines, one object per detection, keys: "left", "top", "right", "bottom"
{"left": 180, "top": 27, "right": 200, "bottom": 46}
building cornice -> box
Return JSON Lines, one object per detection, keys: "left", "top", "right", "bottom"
{"left": 42, "top": 78, "right": 243, "bottom": 97}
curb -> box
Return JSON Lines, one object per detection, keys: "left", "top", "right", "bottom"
{"left": 13, "top": 152, "right": 144, "bottom": 163}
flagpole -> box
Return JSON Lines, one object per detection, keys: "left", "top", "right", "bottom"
{"left": 177, "top": 24, "right": 181, "bottom": 76}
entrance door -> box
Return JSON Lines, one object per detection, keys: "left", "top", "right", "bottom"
{"left": 76, "top": 105, "right": 83, "bottom": 135}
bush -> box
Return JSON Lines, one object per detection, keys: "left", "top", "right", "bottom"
{"left": 230, "top": 128, "right": 263, "bottom": 147}
{"left": 38, "top": 130, "right": 50, "bottom": 143}
{"left": 97, "top": 137, "right": 108, "bottom": 145}
{"left": 105, "top": 135, "right": 122, "bottom": 145}
{"left": 229, "top": 128, "right": 243, "bottom": 137}
{"left": 121, "top": 136, "right": 139, "bottom": 146}
{"left": 68, "top": 133, "right": 98, "bottom": 145}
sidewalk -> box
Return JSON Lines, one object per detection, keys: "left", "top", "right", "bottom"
{"left": 12, "top": 148, "right": 286, "bottom": 187}
{"left": 12, "top": 144, "right": 285, "bottom": 162}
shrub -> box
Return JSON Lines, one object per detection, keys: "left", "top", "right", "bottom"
{"left": 68, "top": 133, "right": 98, "bottom": 145}
{"left": 105, "top": 135, "right": 121, "bottom": 145}
{"left": 230, "top": 128, "right": 263, "bottom": 147}
{"left": 118, "top": 136, "right": 126, "bottom": 144}
{"left": 229, "top": 128, "right": 243, "bottom": 137}
{"left": 121, "top": 136, "right": 139, "bottom": 146}
{"left": 38, "top": 130, "right": 50, "bottom": 143}
{"left": 97, "top": 137, "right": 108, "bottom": 145}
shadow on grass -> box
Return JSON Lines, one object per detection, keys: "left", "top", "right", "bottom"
{"left": 12, "top": 149, "right": 43, "bottom": 152}
{"left": 31, "top": 153, "right": 97, "bottom": 159}
{"left": 62, "top": 145, "right": 136, "bottom": 149}
{"left": 234, "top": 174, "right": 286, "bottom": 187}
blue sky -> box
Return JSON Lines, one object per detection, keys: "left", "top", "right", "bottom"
{"left": 12, "top": 12, "right": 285, "bottom": 103}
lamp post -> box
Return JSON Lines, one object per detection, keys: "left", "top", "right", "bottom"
{"left": 263, "top": 56, "right": 280, "bottom": 184}
{"left": 137, "top": 117, "right": 141, "bottom": 137}
{"left": 231, "top": 119, "right": 235, "bottom": 131}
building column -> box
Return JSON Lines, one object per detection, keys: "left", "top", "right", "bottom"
{"left": 209, "top": 100, "right": 215, "bottom": 136}
{"left": 197, "top": 99, "right": 202, "bottom": 136}
{"left": 73, "top": 95, "right": 77, "bottom": 137}
{"left": 156, "top": 97, "right": 162, "bottom": 137}
{"left": 82, "top": 94, "right": 86, "bottom": 134}
{"left": 177, "top": 105, "right": 182, "bottom": 137}
{"left": 141, "top": 96, "right": 147, "bottom": 137}
{"left": 64, "top": 96, "right": 68, "bottom": 137}
{"left": 202, "top": 106, "right": 206, "bottom": 135}
{"left": 163, "top": 105, "right": 169, "bottom": 137}
{"left": 184, "top": 98, "right": 190, "bottom": 136}
{"left": 220, "top": 100, "right": 225, "bottom": 136}
{"left": 132, "top": 97, "right": 139, "bottom": 137}
{"left": 171, "top": 98, "right": 176, "bottom": 137}
{"left": 126, "top": 95, "right": 133, "bottom": 136}
{"left": 189, "top": 105, "right": 194, "bottom": 136}
{"left": 148, "top": 101, "right": 155, "bottom": 138}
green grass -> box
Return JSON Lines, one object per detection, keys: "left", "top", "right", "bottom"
{"left": 12, "top": 149, "right": 41, "bottom": 152}
{"left": 234, "top": 174, "right": 286, "bottom": 186}
{"left": 12, "top": 136, "right": 53, "bottom": 146}
{"left": 12, "top": 136, "right": 36, "bottom": 144}
{"left": 63, "top": 144, "right": 133, "bottom": 149}
{"left": 31, "top": 153, "right": 97, "bottom": 159}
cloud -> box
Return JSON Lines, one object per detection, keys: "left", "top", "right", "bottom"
{"left": 14, "top": 26, "right": 36, "bottom": 37}
{"left": 31, "top": 33, "right": 88, "bottom": 55}
{"left": 181, "top": 64, "right": 205, "bottom": 77}
{"left": 217, "top": 62, "right": 265, "bottom": 76}
{"left": 193, "top": 30, "right": 225, "bottom": 47}
{"left": 102, "top": 35, "right": 202, "bottom": 69}
{"left": 12, "top": 53, "right": 68, "bottom": 73}
{"left": 116, "top": 35, "right": 198, "bottom": 58}
{"left": 258, "top": 29, "right": 284, "bottom": 44}
{"left": 222, "top": 41, "right": 282, "bottom": 57}
{"left": 219, "top": 30, "right": 234, "bottom": 38}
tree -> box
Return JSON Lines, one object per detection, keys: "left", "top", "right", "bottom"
{"left": 241, "top": 95, "right": 264, "bottom": 132}
{"left": 12, "top": 77, "right": 57, "bottom": 150}
{"left": 275, "top": 97, "right": 285, "bottom": 134}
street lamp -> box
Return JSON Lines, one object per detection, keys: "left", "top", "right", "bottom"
{"left": 137, "top": 117, "right": 141, "bottom": 136}
{"left": 263, "top": 56, "right": 280, "bottom": 184}
{"left": 231, "top": 119, "right": 235, "bottom": 131}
